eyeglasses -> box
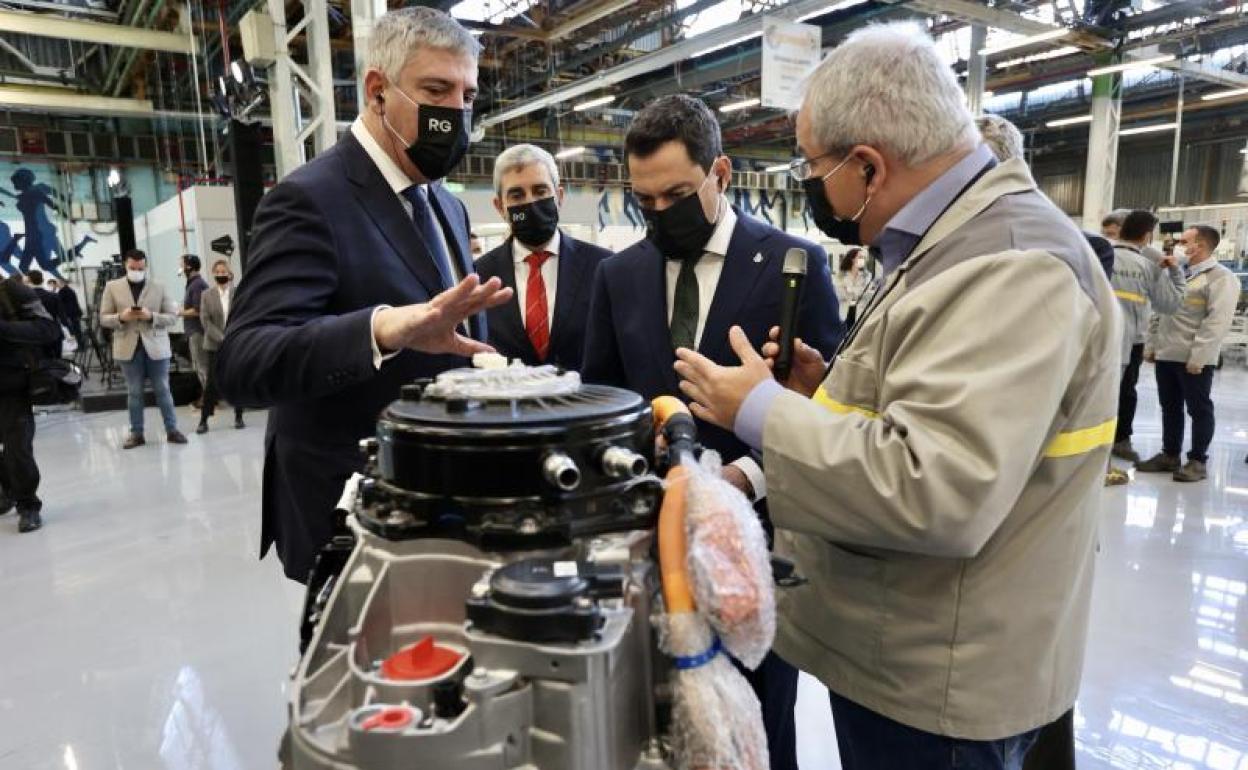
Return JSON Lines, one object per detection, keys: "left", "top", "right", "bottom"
{"left": 789, "top": 150, "right": 838, "bottom": 183}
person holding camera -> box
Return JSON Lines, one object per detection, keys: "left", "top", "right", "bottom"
{"left": 0, "top": 274, "right": 61, "bottom": 532}
{"left": 99, "top": 249, "right": 187, "bottom": 449}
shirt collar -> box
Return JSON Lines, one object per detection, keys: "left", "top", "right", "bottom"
{"left": 1187, "top": 258, "right": 1217, "bottom": 278}
{"left": 873, "top": 143, "right": 995, "bottom": 274}
{"left": 351, "top": 117, "right": 415, "bottom": 197}
{"left": 513, "top": 229, "right": 562, "bottom": 264}
{"left": 703, "top": 198, "right": 737, "bottom": 258}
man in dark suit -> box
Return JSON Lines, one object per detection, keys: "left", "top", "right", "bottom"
{"left": 217, "top": 7, "right": 511, "bottom": 583}
{"left": 475, "top": 143, "right": 611, "bottom": 371}
{"left": 48, "top": 278, "right": 83, "bottom": 346}
{"left": 582, "top": 94, "right": 843, "bottom": 770}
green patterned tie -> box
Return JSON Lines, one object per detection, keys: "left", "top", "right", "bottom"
{"left": 670, "top": 256, "right": 700, "bottom": 350}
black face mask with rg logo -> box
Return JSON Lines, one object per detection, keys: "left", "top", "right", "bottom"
{"left": 507, "top": 196, "right": 560, "bottom": 248}
{"left": 386, "top": 90, "right": 472, "bottom": 181}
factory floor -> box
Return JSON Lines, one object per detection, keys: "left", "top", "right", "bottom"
{"left": 2, "top": 367, "right": 1247, "bottom": 770}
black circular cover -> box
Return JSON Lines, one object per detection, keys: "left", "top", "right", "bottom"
{"left": 488, "top": 559, "right": 589, "bottom": 610}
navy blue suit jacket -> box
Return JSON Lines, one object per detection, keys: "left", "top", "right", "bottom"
{"left": 582, "top": 209, "right": 843, "bottom": 465}
{"left": 217, "top": 131, "right": 485, "bottom": 581}
{"left": 475, "top": 230, "right": 611, "bottom": 371}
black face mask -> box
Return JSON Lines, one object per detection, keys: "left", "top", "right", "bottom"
{"left": 803, "top": 157, "right": 869, "bottom": 245}
{"left": 507, "top": 197, "right": 560, "bottom": 248}
{"left": 214, "top": 275, "right": 230, "bottom": 285}
{"left": 385, "top": 89, "right": 471, "bottom": 181}
{"left": 643, "top": 175, "right": 719, "bottom": 262}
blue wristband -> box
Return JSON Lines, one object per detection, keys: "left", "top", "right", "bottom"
{"left": 672, "top": 636, "right": 723, "bottom": 670}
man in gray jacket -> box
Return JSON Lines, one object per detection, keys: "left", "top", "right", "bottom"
{"left": 99, "top": 249, "right": 187, "bottom": 448}
{"left": 674, "top": 22, "right": 1120, "bottom": 769}
{"left": 1137, "top": 225, "right": 1241, "bottom": 482}
{"left": 196, "top": 259, "right": 243, "bottom": 433}
{"left": 1109, "top": 209, "right": 1184, "bottom": 468}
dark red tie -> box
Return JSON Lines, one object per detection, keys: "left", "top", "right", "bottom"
{"left": 524, "top": 251, "right": 551, "bottom": 361}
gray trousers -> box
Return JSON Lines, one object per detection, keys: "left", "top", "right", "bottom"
{"left": 187, "top": 332, "right": 208, "bottom": 390}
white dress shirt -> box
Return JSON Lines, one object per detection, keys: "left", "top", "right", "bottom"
{"left": 664, "top": 201, "right": 736, "bottom": 349}
{"left": 351, "top": 117, "right": 464, "bottom": 368}
{"left": 657, "top": 200, "right": 764, "bottom": 500}
{"left": 218, "top": 285, "right": 232, "bottom": 321}
{"left": 512, "top": 230, "right": 560, "bottom": 332}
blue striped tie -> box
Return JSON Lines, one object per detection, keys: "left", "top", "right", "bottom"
{"left": 402, "top": 185, "right": 454, "bottom": 291}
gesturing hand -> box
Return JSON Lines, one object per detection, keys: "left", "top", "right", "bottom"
{"left": 374, "top": 275, "right": 513, "bottom": 357}
{"left": 673, "top": 326, "right": 773, "bottom": 431}
{"left": 760, "top": 325, "right": 827, "bottom": 398}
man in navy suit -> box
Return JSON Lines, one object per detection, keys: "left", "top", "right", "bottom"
{"left": 582, "top": 94, "right": 843, "bottom": 770}
{"left": 217, "top": 7, "right": 511, "bottom": 583}
{"left": 476, "top": 144, "right": 611, "bottom": 371}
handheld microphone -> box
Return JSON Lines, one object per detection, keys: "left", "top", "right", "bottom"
{"left": 774, "top": 248, "right": 807, "bottom": 380}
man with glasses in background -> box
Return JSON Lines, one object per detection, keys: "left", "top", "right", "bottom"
{"left": 674, "top": 23, "right": 1121, "bottom": 769}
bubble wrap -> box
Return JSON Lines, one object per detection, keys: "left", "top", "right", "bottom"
{"left": 682, "top": 452, "right": 776, "bottom": 670}
{"left": 656, "top": 612, "right": 770, "bottom": 770}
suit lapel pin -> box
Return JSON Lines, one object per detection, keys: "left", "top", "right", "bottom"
{"left": 753, "top": 253, "right": 763, "bottom": 263}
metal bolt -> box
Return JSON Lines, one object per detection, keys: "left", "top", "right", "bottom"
{"left": 518, "top": 518, "right": 539, "bottom": 535}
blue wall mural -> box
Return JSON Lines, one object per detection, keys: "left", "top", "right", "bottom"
{"left": 0, "top": 160, "right": 177, "bottom": 278}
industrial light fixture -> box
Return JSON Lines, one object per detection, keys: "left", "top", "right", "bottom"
{"left": 977, "top": 28, "right": 1068, "bottom": 57}
{"left": 572, "top": 95, "right": 615, "bottom": 111}
{"left": 556, "top": 146, "right": 587, "bottom": 159}
{"left": 1086, "top": 54, "right": 1176, "bottom": 77}
{"left": 995, "top": 46, "right": 1080, "bottom": 69}
{"left": 230, "top": 59, "right": 245, "bottom": 84}
{"left": 107, "top": 167, "right": 122, "bottom": 188}
{"left": 1046, "top": 114, "right": 1093, "bottom": 127}
{"left": 1202, "top": 87, "right": 1248, "bottom": 101}
{"left": 720, "top": 97, "right": 761, "bottom": 113}
{"left": 1119, "top": 122, "right": 1177, "bottom": 136}
{"left": 764, "top": 163, "right": 789, "bottom": 173}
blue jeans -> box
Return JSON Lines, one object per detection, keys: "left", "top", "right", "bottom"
{"left": 119, "top": 345, "right": 179, "bottom": 435}
{"left": 829, "top": 690, "right": 1039, "bottom": 770}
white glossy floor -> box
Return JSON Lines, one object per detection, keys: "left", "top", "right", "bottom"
{"left": 1, "top": 366, "right": 1247, "bottom": 770}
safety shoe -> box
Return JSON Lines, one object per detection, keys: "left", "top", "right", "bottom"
{"left": 196, "top": 422, "right": 209, "bottom": 435}
{"left": 122, "top": 433, "right": 145, "bottom": 450}
{"left": 1136, "top": 452, "right": 1181, "bottom": 473}
{"left": 167, "top": 430, "right": 189, "bottom": 445}
{"left": 1104, "top": 468, "right": 1130, "bottom": 486}
{"left": 1111, "top": 440, "right": 1140, "bottom": 464}
{"left": 234, "top": 416, "right": 246, "bottom": 430}
{"left": 17, "top": 509, "right": 42, "bottom": 533}
{"left": 1173, "top": 460, "right": 1207, "bottom": 483}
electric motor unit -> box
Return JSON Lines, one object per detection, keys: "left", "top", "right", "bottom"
{"left": 288, "top": 364, "right": 672, "bottom": 770}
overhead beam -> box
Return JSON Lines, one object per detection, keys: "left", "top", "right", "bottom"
{"left": 545, "top": 0, "right": 635, "bottom": 38}
{"left": 891, "top": 0, "right": 1054, "bottom": 34}
{"left": 0, "top": 85, "right": 155, "bottom": 117}
{"left": 1158, "top": 58, "right": 1248, "bottom": 90}
{"left": 0, "top": 8, "right": 196, "bottom": 53}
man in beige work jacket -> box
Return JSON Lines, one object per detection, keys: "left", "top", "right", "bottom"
{"left": 673, "top": 22, "right": 1122, "bottom": 770}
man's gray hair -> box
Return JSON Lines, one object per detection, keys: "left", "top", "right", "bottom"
{"left": 367, "top": 7, "right": 480, "bottom": 82}
{"left": 803, "top": 22, "right": 978, "bottom": 166}
{"left": 976, "top": 114, "right": 1024, "bottom": 162}
{"left": 493, "top": 144, "right": 561, "bottom": 198}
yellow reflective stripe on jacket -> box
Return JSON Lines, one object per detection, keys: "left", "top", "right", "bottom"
{"left": 813, "top": 387, "right": 879, "bottom": 419}
{"left": 813, "top": 387, "right": 1114, "bottom": 458}
{"left": 1114, "top": 290, "right": 1146, "bottom": 304}
{"left": 1043, "top": 419, "right": 1117, "bottom": 459}
{"left": 1186, "top": 298, "right": 1207, "bottom": 307}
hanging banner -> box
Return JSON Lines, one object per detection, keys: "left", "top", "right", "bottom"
{"left": 760, "top": 19, "right": 822, "bottom": 111}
